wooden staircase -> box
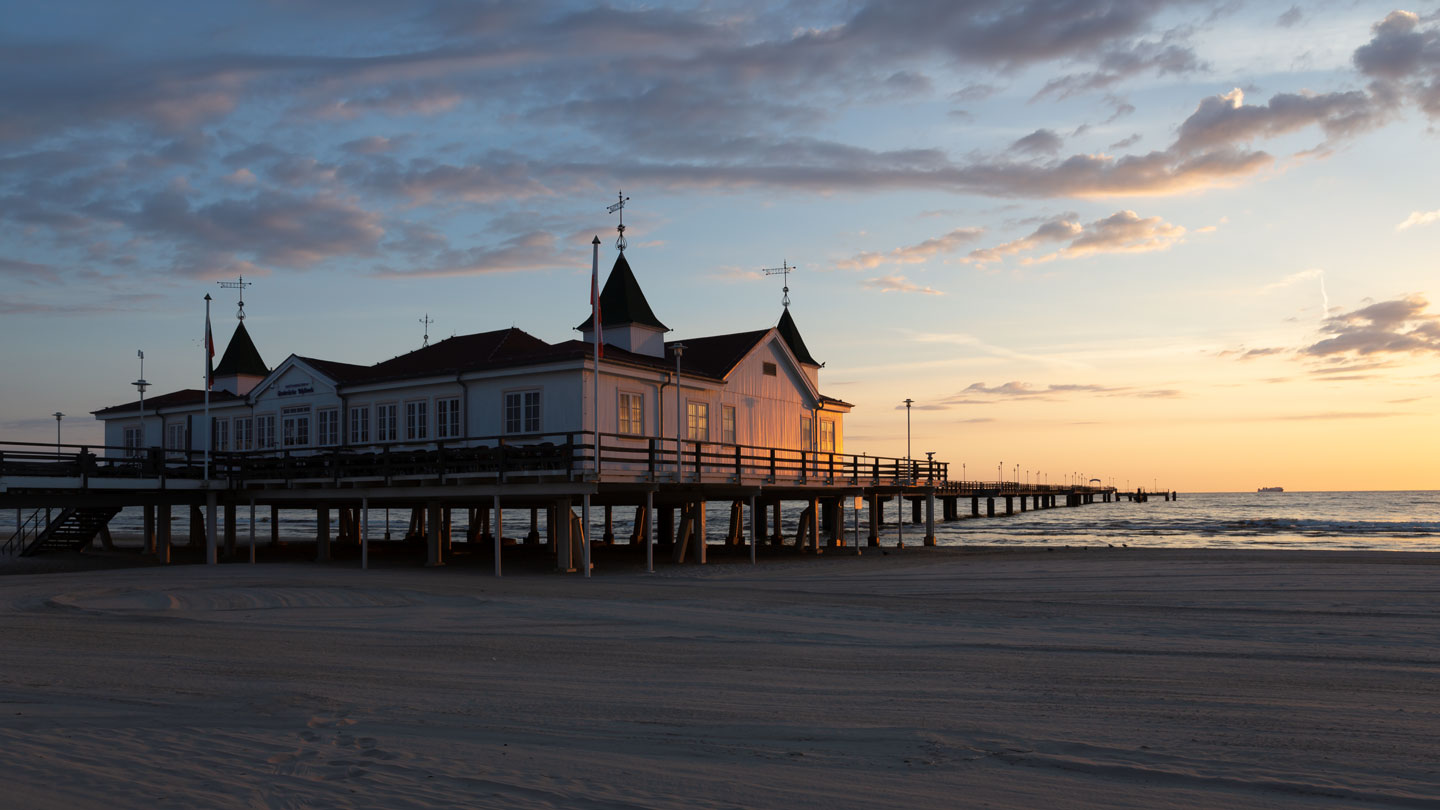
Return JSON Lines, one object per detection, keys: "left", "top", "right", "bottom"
{"left": 18, "top": 506, "right": 122, "bottom": 556}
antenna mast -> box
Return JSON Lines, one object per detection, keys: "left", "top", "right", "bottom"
{"left": 762, "top": 260, "right": 797, "bottom": 308}
{"left": 216, "top": 275, "right": 253, "bottom": 320}
{"left": 419, "top": 313, "right": 434, "bottom": 348}
{"left": 606, "top": 190, "right": 630, "bottom": 253}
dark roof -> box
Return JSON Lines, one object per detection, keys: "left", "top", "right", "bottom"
{"left": 334, "top": 328, "right": 554, "bottom": 384}
{"left": 575, "top": 253, "right": 668, "bottom": 332}
{"left": 213, "top": 321, "right": 268, "bottom": 377}
{"left": 92, "top": 388, "right": 242, "bottom": 416}
{"left": 776, "top": 308, "right": 819, "bottom": 366}
{"left": 666, "top": 329, "right": 771, "bottom": 379}
{"left": 295, "top": 356, "right": 371, "bottom": 383}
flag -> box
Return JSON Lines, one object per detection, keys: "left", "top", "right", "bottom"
{"left": 205, "top": 306, "right": 215, "bottom": 388}
{"left": 591, "top": 260, "right": 603, "bottom": 359}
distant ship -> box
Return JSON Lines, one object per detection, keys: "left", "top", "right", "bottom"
{"left": 1257, "top": 486, "right": 1284, "bottom": 493}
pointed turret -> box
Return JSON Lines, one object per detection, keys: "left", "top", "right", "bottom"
{"left": 576, "top": 253, "right": 668, "bottom": 357}
{"left": 212, "top": 321, "right": 268, "bottom": 395}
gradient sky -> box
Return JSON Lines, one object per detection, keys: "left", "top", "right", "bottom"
{"left": 2, "top": 1, "right": 1438, "bottom": 492}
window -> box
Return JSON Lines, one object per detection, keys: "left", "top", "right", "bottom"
{"left": 405, "top": 400, "right": 428, "bottom": 441}
{"left": 165, "top": 423, "right": 186, "bottom": 451}
{"left": 282, "top": 406, "right": 311, "bottom": 447}
{"left": 686, "top": 401, "right": 708, "bottom": 441}
{"left": 801, "top": 415, "right": 814, "bottom": 451}
{"left": 234, "top": 418, "right": 252, "bottom": 451}
{"left": 820, "top": 419, "right": 835, "bottom": 453}
{"left": 376, "top": 404, "right": 398, "bottom": 442}
{"left": 349, "top": 406, "right": 369, "bottom": 444}
{"left": 618, "top": 392, "right": 644, "bottom": 435}
{"left": 721, "top": 404, "right": 736, "bottom": 445}
{"left": 505, "top": 390, "right": 541, "bottom": 434}
{"left": 124, "top": 426, "right": 142, "bottom": 458}
{"left": 318, "top": 408, "right": 339, "bottom": 446}
{"left": 437, "top": 397, "right": 461, "bottom": 439}
{"left": 257, "top": 414, "right": 276, "bottom": 449}
{"left": 212, "top": 417, "right": 229, "bottom": 451}
{"left": 763, "top": 362, "right": 777, "bottom": 377}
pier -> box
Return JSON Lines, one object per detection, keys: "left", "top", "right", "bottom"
{"left": 2, "top": 436, "right": 1171, "bottom": 571}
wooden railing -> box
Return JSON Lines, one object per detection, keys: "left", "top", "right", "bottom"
{"left": 2, "top": 436, "right": 1128, "bottom": 493}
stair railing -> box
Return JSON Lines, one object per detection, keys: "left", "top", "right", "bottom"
{"left": 2, "top": 508, "right": 48, "bottom": 556}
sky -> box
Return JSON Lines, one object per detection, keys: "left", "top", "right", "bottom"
{"left": 2, "top": 0, "right": 1438, "bottom": 492}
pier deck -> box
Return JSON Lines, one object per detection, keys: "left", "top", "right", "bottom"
{"left": 3, "top": 436, "right": 1168, "bottom": 567}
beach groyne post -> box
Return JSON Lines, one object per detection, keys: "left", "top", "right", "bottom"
{"left": 646, "top": 491, "right": 654, "bottom": 573}
{"left": 143, "top": 504, "right": 155, "bottom": 555}
{"left": 224, "top": 502, "right": 237, "bottom": 558}
{"left": 581, "top": 494, "right": 592, "bottom": 578}
{"left": 492, "top": 495, "right": 503, "bottom": 577}
{"left": 158, "top": 504, "right": 171, "bottom": 563}
{"left": 205, "top": 491, "right": 218, "bottom": 565}
{"left": 749, "top": 494, "right": 758, "bottom": 564}
{"left": 425, "top": 501, "right": 442, "bottom": 567}
{"left": 317, "top": 507, "right": 331, "bottom": 562}
{"left": 895, "top": 494, "right": 905, "bottom": 548}
{"left": 924, "top": 491, "right": 936, "bottom": 546}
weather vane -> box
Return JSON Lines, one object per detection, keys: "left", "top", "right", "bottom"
{"left": 607, "top": 190, "right": 630, "bottom": 253}
{"left": 762, "top": 260, "right": 797, "bottom": 308}
{"left": 216, "top": 275, "right": 253, "bottom": 320}
{"left": 419, "top": 313, "right": 434, "bottom": 348}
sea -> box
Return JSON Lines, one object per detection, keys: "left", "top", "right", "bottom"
{"left": 88, "top": 490, "right": 1440, "bottom": 554}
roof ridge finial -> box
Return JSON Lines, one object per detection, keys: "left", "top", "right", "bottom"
{"left": 607, "top": 189, "right": 630, "bottom": 253}
{"left": 762, "top": 260, "right": 797, "bottom": 308}
{"left": 217, "top": 274, "right": 253, "bottom": 321}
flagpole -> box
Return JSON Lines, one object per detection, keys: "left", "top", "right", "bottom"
{"left": 204, "top": 293, "right": 212, "bottom": 482}
{"left": 591, "top": 235, "right": 601, "bottom": 479}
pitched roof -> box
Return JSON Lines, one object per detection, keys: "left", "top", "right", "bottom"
{"left": 666, "top": 329, "right": 771, "bottom": 379}
{"left": 213, "top": 321, "right": 268, "bottom": 377}
{"left": 92, "top": 388, "right": 243, "bottom": 416}
{"left": 339, "top": 327, "right": 554, "bottom": 384}
{"left": 575, "top": 253, "right": 668, "bottom": 331}
{"left": 776, "top": 308, "right": 819, "bottom": 366}
{"left": 294, "top": 356, "right": 371, "bottom": 383}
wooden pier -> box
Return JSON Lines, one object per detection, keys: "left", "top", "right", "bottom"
{"left": 2, "top": 436, "right": 1171, "bottom": 572}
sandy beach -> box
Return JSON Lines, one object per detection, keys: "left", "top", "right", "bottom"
{"left": 2, "top": 547, "right": 1438, "bottom": 809}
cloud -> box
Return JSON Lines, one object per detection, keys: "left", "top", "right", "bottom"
{"left": 953, "top": 381, "right": 1179, "bottom": 401}
{"left": 1217, "top": 346, "right": 1287, "bottom": 360}
{"left": 1173, "top": 87, "right": 1386, "bottom": 155}
{"left": 1276, "top": 7, "right": 1304, "bottom": 28}
{"left": 1011, "top": 129, "right": 1063, "bottom": 155}
{"left": 127, "top": 189, "right": 385, "bottom": 271}
{"left": 1353, "top": 11, "right": 1440, "bottom": 119}
{"left": 861, "top": 275, "right": 943, "bottom": 295}
{"left": 373, "top": 230, "right": 568, "bottom": 278}
{"left": 837, "top": 227, "right": 983, "bottom": 270}
{"left": 1303, "top": 295, "right": 1440, "bottom": 358}
{"left": 965, "top": 210, "right": 1184, "bottom": 265}
{"left": 1396, "top": 209, "right": 1440, "bottom": 231}
{"left": 0, "top": 257, "right": 62, "bottom": 284}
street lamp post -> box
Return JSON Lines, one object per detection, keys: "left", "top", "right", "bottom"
{"left": 133, "top": 350, "right": 149, "bottom": 458}
{"left": 673, "top": 343, "right": 686, "bottom": 482}
{"left": 903, "top": 398, "right": 913, "bottom": 482}
{"left": 997, "top": 461, "right": 1002, "bottom": 489}
{"left": 53, "top": 412, "right": 63, "bottom": 456}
